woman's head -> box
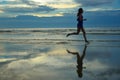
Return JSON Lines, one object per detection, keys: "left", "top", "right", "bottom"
{"left": 78, "top": 8, "right": 83, "bottom": 13}
{"left": 77, "top": 8, "right": 83, "bottom": 16}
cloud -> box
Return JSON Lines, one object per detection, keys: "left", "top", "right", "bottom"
{"left": 0, "top": 0, "right": 119, "bottom": 17}
{"left": 20, "top": 0, "right": 39, "bottom": 6}
{"left": 3, "top": 5, "right": 55, "bottom": 13}
{"left": 0, "top": 0, "right": 56, "bottom": 17}
{"left": 0, "top": 0, "right": 55, "bottom": 13}
{"left": 0, "top": 0, "right": 74, "bottom": 17}
{"left": 74, "top": 0, "right": 113, "bottom": 7}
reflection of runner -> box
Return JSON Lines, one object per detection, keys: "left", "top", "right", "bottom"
{"left": 66, "top": 45, "right": 87, "bottom": 78}
{"left": 66, "top": 8, "right": 89, "bottom": 43}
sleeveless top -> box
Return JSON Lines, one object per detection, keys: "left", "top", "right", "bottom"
{"left": 77, "top": 15, "right": 83, "bottom": 27}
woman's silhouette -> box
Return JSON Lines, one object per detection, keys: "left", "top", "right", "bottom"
{"left": 66, "top": 8, "right": 89, "bottom": 43}
{"left": 66, "top": 45, "right": 87, "bottom": 78}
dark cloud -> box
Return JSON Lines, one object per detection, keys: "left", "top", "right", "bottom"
{"left": 0, "top": 0, "right": 37, "bottom": 6}
{"left": 74, "top": 0, "right": 113, "bottom": 7}
{"left": 4, "top": 5, "right": 55, "bottom": 13}
{"left": 20, "top": 0, "right": 37, "bottom": 6}
{"left": 34, "top": 6, "right": 55, "bottom": 12}
{"left": 1, "top": 0, "right": 55, "bottom": 14}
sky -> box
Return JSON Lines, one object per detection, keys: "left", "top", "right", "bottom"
{"left": 0, "top": 0, "right": 120, "bottom": 28}
{"left": 0, "top": 0, "right": 120, "bottom": 17}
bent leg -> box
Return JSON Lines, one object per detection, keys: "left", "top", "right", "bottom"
{"left": 66, "top": 27, "right": 80, "bottom": 37}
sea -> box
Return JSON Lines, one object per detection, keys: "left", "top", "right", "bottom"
{"left": 0, "top": 27, "right": 120, "bottom": 80}
{"left": 0, "top": 27, "right": 120, "bottom": 44}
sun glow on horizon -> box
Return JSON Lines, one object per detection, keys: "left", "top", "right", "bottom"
{"left": 32, "top": 13, "right": 64, "bottom": 17}
{"left": 47, "top": 3, "right": 80, "bottom": 9}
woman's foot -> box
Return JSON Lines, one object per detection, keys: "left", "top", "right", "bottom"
{"left": 66, "top": 34, "right": 70, "bottom": 37}
{"left": 85, "top": 41, "right": 89, "bottom": 44}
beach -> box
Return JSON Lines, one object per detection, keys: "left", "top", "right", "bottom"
{"left": 0, "top": 28, "right": 120, "bottom": 80}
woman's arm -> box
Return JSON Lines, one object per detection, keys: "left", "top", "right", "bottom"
{"left": 78, "top": 15, "right": 87, "bottom": 21}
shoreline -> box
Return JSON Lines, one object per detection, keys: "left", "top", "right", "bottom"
{"left": 0, "top": 27, "right": 120, "bottom": 30}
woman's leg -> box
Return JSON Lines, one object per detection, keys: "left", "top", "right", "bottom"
{"left": 81, "top": 28, "right": 88, "bottom": 42}
{"left": 66, "top": 27, "right": 80, "bottom": 37}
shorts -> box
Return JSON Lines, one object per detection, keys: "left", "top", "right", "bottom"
{"left": 77, "top": 22, "right": 83, "bottom": 28}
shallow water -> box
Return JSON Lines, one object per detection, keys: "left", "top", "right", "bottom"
{"left": 0, "top": 28, "right": 120, "bottom": 80}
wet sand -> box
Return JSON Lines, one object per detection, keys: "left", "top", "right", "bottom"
{"left": 0, "top": 28, "right": 120, "bottom": 80}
